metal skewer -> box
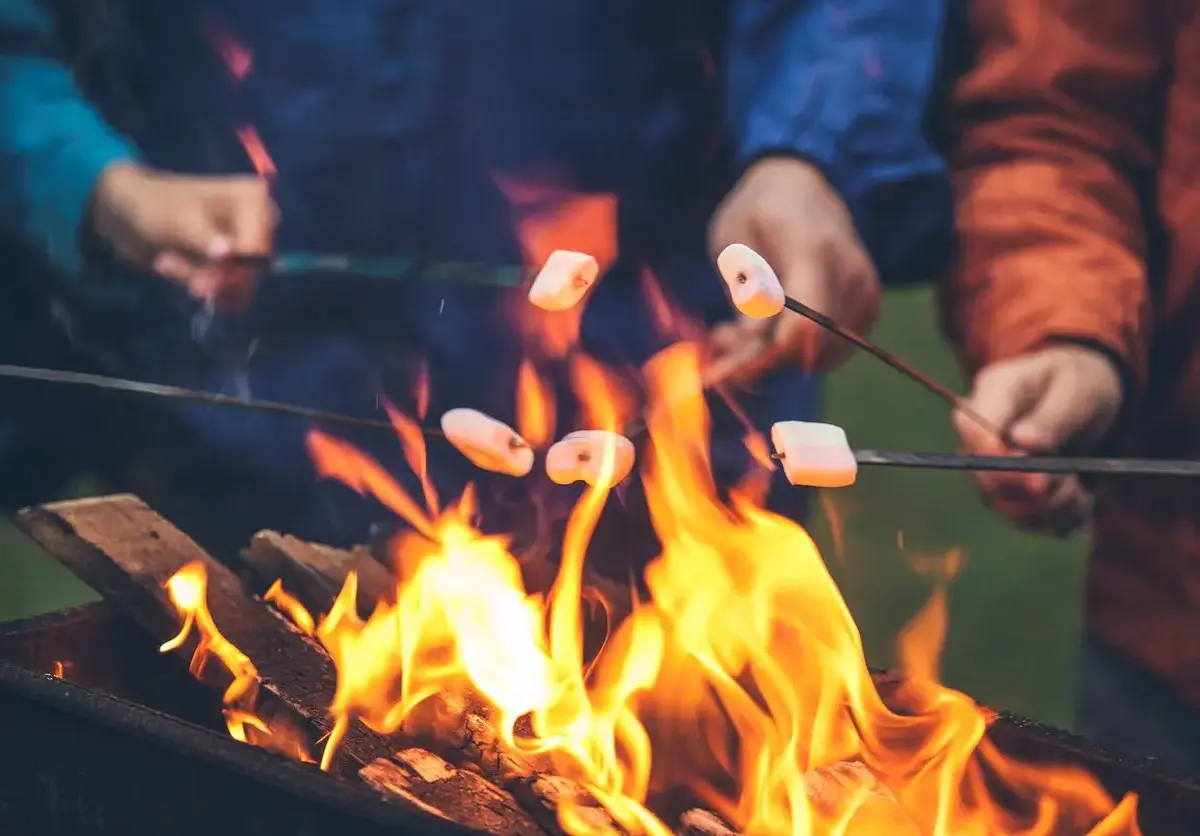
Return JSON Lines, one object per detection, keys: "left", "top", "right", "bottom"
{"left": 853, "top": 450, "right": 1200, "bottom": 477}
{"left": 230, "top": 252, "right": 526, "bottom": 287}
{"left": 0, "top": 364, "right": 1194, "bottom": 476}
{"left": 779, "top": 296, "right": 1014, "bottom": 445}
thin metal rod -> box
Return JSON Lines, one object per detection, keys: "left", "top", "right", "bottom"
{"left": 2, "top": 363, "right": 1196, "bottom": 477}
{"left": 781, "top": 296, "right": 1012, "bottom": 445}
{"left": 854, "top": 450, "right": 1200, "bottom": 477}
{"left": 230, "top": 253, "right": 526, "bottom": 287}
{"left": 0, "top": 364, "right": 400, "bottom": 433}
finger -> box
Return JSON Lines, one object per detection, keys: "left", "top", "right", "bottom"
{"left": 999, "top": 477, "right": 1093, "bottom": 537}
{"left": 1007, "top": 375, "right": 1102, "bottom": 452}
{"left": 955, "top": 361, "right": 1046, "bottom": 452}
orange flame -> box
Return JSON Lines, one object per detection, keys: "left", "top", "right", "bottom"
{"left": 235, "top": 126, "right": 277, "bottom": 181}
{"left": 161, "top": 562, "right": 315, "bottom": 763}
{"left": 265, "top": 579, "right": 315, "bottom": 636}
{"left": 154, "top": 267, "right": 1138, "bottom": 834}
{"left": 516, "top": 359, "right": 557, "bottom": 449}
{"left": 291, "top": 342, "right": 1136, "bottom": 835}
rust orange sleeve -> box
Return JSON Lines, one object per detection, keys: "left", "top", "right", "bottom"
{"left": 942, "top": 0, "right": 1163, "bottom": 387}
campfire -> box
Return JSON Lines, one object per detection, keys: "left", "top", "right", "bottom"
{"left": 12, "top": 331, "right": 1148, "bottom": 836}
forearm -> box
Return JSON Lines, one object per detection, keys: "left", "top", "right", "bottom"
{"left": 0, "top": 0, "right": 139, "bottom": 277}
{"left": 943, "top": 0, "right": 1161, "bottom": 387}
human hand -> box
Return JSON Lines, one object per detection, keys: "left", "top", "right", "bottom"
{"left": 90, "top": 162, "right": 278, "bottom": 311}
{"left": 955, "top": 344, "right": 1124, "bottom": 536}
{"left": 705, "top": 157, "right": 880, "bottom": 385}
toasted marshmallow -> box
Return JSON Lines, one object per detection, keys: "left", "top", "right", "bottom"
{"left": 770, "top": 421, "right": 857, "bottom": 488}
{"left": 440, "top": 408, "right": 534, "bottom": 477}
{"left": 545, "top": 430, "right": 636, "bottom": 487}
{"left": 716, "top": 243, "right": 785, "bottom": 319}
{"left": 528, "top": 250, "right": 600, "bottom": 312}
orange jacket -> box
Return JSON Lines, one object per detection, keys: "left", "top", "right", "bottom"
{"left": 945, "top": 0, "right": 1200, "bottom": 705}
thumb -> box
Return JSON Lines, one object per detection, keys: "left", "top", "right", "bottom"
{"left": 1007, "top": 377, "right": 1098, "bottom": 452}
{"left": 956, "top": 361, "right": 1045, "bottom": 451}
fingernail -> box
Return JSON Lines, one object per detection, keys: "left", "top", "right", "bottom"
{"left": 152, "top": 253, "right": 172, "bottom": 275}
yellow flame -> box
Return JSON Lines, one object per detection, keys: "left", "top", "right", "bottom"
{"left": 157, "top": 306, "right": 1138, "bottom": 834}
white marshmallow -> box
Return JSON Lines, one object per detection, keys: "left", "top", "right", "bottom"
{"left": 528, "top": 250, "right": 600, "bottom": 312}
{"left": 716, "top": 243, "right": 785, "bottom": 319}
{"left": 440, "top": 408, "right": 534, "bottom": 477}
{"left": 770, "top": 421, "right": 857, "bottom": 488}
{"left": 545, "top": 430, "right": 636, "bottom": 487}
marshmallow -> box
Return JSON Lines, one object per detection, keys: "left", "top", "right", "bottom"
{"left": 545, "top": 430, "right": 636, "bottom": 487}
{"left": 528, "top": 250, "right": 600, "bottom": 312}
{"left": 770, "top": 421, "right": 857, "bottom": 488}
{"left": 441, "top": 408, "right": 535, "bottom": 477}
{"left": 716, "top": 243, "right": 785, "bottom": 319}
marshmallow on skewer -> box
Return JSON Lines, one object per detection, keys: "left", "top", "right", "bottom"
{"left": 440, "top": 408, "right": 535, "bottom": 477}
{"left": 770, "top": 421, "right": 857, "bottom": 488}
{"left": 528, "top": 250, "right": 600, "bottom": 312}
{"left": 717, "top": 243, "right": 785, "bottom": 319}
{"left": 545, "top": 430, "right": 636, "bottom": 487}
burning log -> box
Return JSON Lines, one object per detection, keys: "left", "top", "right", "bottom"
{"left": 242, "top": 528, "right": 626, "bottom": 835}
{"left": 676, "top": 762, "right": 919, "bottom": 836}
{"left": 804, "top": 761, "right": 920, "bottom": 835}
{"left": 15, "top": 495, "right": 396, "bottom": 772}
{"left": 241, "top": 530, "right": 394, "bottom": 618}
{"left": 677, "top": 809, "right": 738, "bottom": 836}
{"left": 361, "top": 748, "right": 545, "bottom": 835}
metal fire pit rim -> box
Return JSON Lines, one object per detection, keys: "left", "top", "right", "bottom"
{"left": 0, "top": 656, "right": 473, "bottom": 836}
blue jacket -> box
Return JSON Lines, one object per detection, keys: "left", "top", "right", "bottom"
{"left": 0, "top": 0, "right": 952, "bottom": 553}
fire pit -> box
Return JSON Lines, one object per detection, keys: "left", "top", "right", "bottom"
{"left": 0, "top": 341, "right": 1194, "bottom": 835}
{"left": 0, "top": 493, "right": 1194, "bottom": 836}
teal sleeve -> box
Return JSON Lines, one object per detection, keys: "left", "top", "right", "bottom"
{"left": 0, "top": 0, "right": 141, "bottom": 277}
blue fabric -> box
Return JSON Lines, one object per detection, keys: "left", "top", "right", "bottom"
{"left": 0, "top": 0, "right": 951, "bottom": 558}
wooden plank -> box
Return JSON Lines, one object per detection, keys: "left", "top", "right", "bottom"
{"left": 241, "top": 530, "right": 395, "bottom": 617}
{"left": 360, "top": 749, "right": 546, "bottom": 836}
{"left": 15, "top": 494, "right": 395, "bottom": 772}
{"left": 677, "top": 809, "right": 739, "bottom": 836}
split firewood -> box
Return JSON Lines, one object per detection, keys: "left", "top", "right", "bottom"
{"left": 360, "top": 748, "right": 545, "bottom": 836}
{"left": 241, "top": 530, "right": 395, "bottom": 618}
{"left": 677, "top": 808, "right": 739, "bottom": 836}
{"left": 804, "top": 761, "right": 921, "bottom": 835}
{"left": 445, "top": 709, "right": 622, "bottom": 836}
{"left": 242, "top": 531, "right": 625, "bottom": 835}
{"left": 15, "top": 495, "right": 396, "bottom": 773}
{"left": 678, "top": 762, "right": 920, "bottom": 836}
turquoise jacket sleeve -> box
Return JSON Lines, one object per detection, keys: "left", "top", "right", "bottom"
{"left": 0, "top": 0, "right": 139, "bottom": 277}
{"left": 725, "top": 0, "right": 953, "bottom": 283}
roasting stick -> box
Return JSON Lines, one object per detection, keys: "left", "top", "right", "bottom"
{"left": 2, "top": 362, "right": 1198, "bottom": 478}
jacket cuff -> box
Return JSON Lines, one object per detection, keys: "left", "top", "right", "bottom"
{"left": 32, "top": 136, "right": 139, "bottom": 277}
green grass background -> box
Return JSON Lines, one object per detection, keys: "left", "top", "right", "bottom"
{"left": 0, "top": 286, "right": 1085, "bottom": 728}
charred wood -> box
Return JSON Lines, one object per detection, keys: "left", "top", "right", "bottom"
{"left": 360, "top": 748, "right": 545, "bottom": 836}
{"left": 241, "top": 530, "right": 394, "bottom": 618}
{"left": 15, "top": 495, "right": 396, "bottom": 772}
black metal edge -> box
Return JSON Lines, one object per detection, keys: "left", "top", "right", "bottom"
{"left": 0, "top": 659, "right": 472, "bottom": 835}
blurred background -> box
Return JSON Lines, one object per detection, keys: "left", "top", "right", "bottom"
{"left": 0, "top": 284, "right": 1084, "bottom": 730}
